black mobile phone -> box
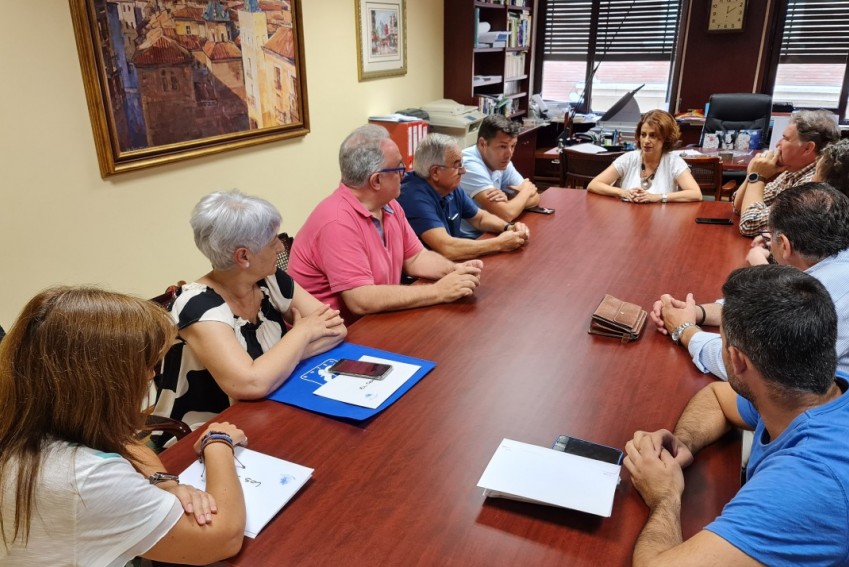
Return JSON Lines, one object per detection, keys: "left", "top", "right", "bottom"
{"left": 552, "top": 435, "right": 623, "bottom": 465}
{"left": 328, "top": 359, "right": 392, "bottom": 380}
{"left": 527, "top": 206, "right": 555, "bottom": 214}
{"left": 695, "top": 217, "right": 733, "bottom": 225}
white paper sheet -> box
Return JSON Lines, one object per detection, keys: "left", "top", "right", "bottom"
{"left": 180, "top": 447, "right": 313, "bottom": 538}
{"left": 477, "top": 438, "right": 621, "bottom": 517}
{"left": 313, "top": 355, "right": 419, "bottom": 409}
{"left": 566, "top": 142, "right": 609, "bottom": 154}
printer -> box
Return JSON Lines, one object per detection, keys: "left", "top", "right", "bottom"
{"left": 421, "top": 99, "right": 485, "bottom": 148}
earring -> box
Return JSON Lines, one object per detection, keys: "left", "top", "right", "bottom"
{"left": 244, "top": 262, "right": 250, "bottom": 268}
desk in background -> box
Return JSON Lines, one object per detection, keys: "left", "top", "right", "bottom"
{"left": 160, "top": 190, "right": 749, "bottom": 566}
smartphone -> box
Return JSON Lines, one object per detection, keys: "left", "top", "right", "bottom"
{"left": 328, "top": 358, "right": 392, "bottom": 380}
{"left": 527, "top": 206, "right": 555, "bottom": 214}
{"left": 695, "top": 217, "right": 733, "bottom": 225}
{"left": 552, "top": 435, "right": 623, "bottom": 465}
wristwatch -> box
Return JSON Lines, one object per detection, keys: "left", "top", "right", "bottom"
{"left": 661, "top": 194, "right": 668, "bottom": 204}
{"left": 148, "top": 472, "right": 180, "bottom": 485}
{"left": 503, "top": 222, "right": 514, "bottom": 232}
{"left": 670, "top": 322, "right": 697, "bottom": 345}
{"left": 747, "top": 172, "right": 765, "bottom": 184}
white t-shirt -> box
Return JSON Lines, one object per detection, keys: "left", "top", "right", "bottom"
{"left": 1, "top": 441, "right": 183, "bottom": 566}
{"left": 612, "top": 150, "right": 690, "bottom": 195}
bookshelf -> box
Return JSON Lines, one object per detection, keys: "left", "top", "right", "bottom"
{"left": 443, "top": 0, "right": 538, "bottom": 120}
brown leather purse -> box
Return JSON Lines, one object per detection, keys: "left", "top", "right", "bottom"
{"left": 589, "top": 294, "right": 647, "bottom": 343}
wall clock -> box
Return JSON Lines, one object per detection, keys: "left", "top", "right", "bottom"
{"left": 708, "top": 0, "right": 746, "bottom": 32}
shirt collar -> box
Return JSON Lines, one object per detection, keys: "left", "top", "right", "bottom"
{"left": 336, "top": 182, "right": 395, "bottom": 218}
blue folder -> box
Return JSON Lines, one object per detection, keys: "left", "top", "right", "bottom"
{"left": 266, "top": 342, "right": 436, "bottom": 421}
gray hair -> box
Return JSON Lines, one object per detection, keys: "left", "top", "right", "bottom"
{"left": 818, "top": 139, "right": 849, "bottom": 198}
{"left": 413, "top": 133, "right": 459, "bottom": 177}
{"left": 792, "top": 110, "right": 840, "bottom": 154}
{"left": 339, "top": 124, "right": 390, "bottom": 188}
{"left": 190, "top": 190, "right": 282, "bottom": 270}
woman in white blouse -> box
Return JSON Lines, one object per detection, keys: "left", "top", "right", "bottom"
{"left": 588, "top": 109, "right": 702, "bottom": 204}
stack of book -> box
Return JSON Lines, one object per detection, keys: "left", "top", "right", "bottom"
{"left": 505, "top": 52, "right": 526, "bottom": 78}
{"left": 507, "top": 12, "right": 532, "bottom": 48}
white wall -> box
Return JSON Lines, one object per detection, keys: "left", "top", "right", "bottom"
{"left": 0, "top": 1, "right": 444, "bottom": 325}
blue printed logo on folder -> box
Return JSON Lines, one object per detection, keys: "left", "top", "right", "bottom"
{"left": 267, "top": 342, "right": 435, "bottom": 421}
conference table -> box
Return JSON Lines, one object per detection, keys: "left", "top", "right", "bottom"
{"left": 160, "top": 189, "right": 751, "bottom": 566}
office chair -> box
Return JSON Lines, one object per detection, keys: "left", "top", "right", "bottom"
{"left": 561, "top": 149, "right": 625, "bottom": 189}
{"left": 699, "top": 93, "right": 773, "bottom": 148}
{"left": 277, "top": 232, "right": 294, "bottom": 272}
{"left": 683, "top": 156, "right": 738, "bottom": 201}
{"left": 142, "top": 282, "right": 192, "bottom": 446}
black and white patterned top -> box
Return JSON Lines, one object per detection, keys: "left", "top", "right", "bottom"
{"left": 151, "top": 270, "right": 295, "bottom": 448}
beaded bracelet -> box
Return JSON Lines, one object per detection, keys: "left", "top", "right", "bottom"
{"left": 198, "top": 431, "right": 234, "bottom": 463}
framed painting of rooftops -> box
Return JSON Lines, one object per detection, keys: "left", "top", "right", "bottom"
{"left": 69, "top": 0, "right": 309, "bottom": 176}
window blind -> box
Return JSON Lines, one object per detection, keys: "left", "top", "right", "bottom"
{"left": 780, "top": 0, "right": 849, "bottom": 64}
{"left": 543, "top": 0, "right": 681, "bottom": 62}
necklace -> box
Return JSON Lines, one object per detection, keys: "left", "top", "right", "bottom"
{"left": 640, "top": 160, "right": 656, "bottom": 190}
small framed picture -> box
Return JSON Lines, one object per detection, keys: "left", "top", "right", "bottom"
{"left": 355, "top": 0, "right": 407, "bottom": 81}
{"left": 703, "top": 133, "right": 720, "bottom": 150}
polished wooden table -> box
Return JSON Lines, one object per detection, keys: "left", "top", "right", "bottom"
{"left": 161, "top": 190, "right": 750, "bottom": 566}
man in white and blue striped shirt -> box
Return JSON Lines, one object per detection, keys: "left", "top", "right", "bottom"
{"left": 652, "top": 182, "right": 849, "bottom": 380}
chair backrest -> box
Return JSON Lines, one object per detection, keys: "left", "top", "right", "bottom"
{"left": 150, "top": 281, "right": 185, "bottom": 311}
{"left": 699, "top": 93, "right": 773, "bottom": 147}
{"left": 277, "top": 232, "right": 294, "bottom": 272}
{"left": 144, "top": 282, "right": 191, "bottom": 446}
{"left": 561, "top": 149, "right": 625, "bottom": 189}
{"left": 682, "top": 156, "right": 723, "bottom": 200}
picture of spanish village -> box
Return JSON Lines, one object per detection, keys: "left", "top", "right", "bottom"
{"left": 96, "top": 0, "right": 301, "bottom": 152}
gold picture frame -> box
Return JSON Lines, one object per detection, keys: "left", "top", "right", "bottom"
{"left": 69, "top": 0, "right": 310, "bottom": 177}
{"left": 355, "top": 0, "right": 407, "bottom": 81}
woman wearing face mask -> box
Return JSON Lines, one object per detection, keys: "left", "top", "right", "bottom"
{"left": 588, "top": 109, "right": 702, "bottom": 204}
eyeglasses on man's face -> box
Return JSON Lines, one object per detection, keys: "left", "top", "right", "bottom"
{"left": 435, "top": 161, "right": 466, "bottom": 172}
{"left": 377, "top": 165, "right": 407, "bottom": 178}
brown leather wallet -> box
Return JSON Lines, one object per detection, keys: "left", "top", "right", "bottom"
{"left": 589, "top": 294, "right": 647, "bottom": 343}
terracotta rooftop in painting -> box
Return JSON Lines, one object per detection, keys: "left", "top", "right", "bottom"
{"left": 176, "top": 34, "right": 206, "bottom": 51}
{"left": 133, "top": 36, "right": 193, "bottom": 66}
{"left": 263, "top": 27, "right": 294, "bottom": 59}
{"left": 203, "top": 41, "right": 242, "bottom": 60}
{"left": 172, "top": 7, "right": 204, "bottom": 21}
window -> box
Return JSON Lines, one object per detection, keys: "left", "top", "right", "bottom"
{"left": 541, "top": 0, "right": 682, "bottom": 114}
{"left": 770, "top": 0, "right": 849, "bottom": 119}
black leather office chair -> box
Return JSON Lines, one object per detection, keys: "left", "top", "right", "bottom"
{"left": 699, "top": 93, "right": 773, "bottom": 148}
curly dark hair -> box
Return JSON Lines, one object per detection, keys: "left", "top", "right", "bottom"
{"left": 817, "top": 139, "right": 849, "bottom": 198}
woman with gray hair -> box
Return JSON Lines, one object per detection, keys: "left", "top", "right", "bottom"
{"left": 152, "top": 190, "right": 346, "bottom": 446}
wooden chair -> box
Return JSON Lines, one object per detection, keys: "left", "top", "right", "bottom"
{"left": 560, "top": 149, "right": 625, "bottom": 189}
{"left": 682, "top": 156, "right": 737, "bottom": 201}
{"left": 277, "top": 232, "right": 294, "bottom": 272}
{"left": 142, "top": 282, "right": 191, "bottom": 444}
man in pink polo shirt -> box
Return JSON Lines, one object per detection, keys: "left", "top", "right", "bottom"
{"left": 288, "top": 124, "right": 484, "bottom": 323}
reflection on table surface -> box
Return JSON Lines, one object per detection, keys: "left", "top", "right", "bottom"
{"left": 160, "top": 189, "right": 750, "bottom": 567}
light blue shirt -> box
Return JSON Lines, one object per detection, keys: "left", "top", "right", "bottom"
{"left": 689, "top": 247, "right": 849, "bottom": 380}
{"left": 458, "top": 145, "right": 524, "bottom": 238}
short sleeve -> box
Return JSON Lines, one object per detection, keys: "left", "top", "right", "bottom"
{"left": 670, "top": 154, "right": 690, "bottom": 179}
{"left": 736, "top": 395, "right": 759, "bottom": 430}
{"left": 612, "top": 152, "right": 633, "bottom": 179}
{"left": 76, "top": 453, "right": 183, "bottom": 567}
{"left": 263, "top": 269, "right": 295, "bottom": 314}
{"left": 705, "top": 455, "right": 849, "bottom": 565}
{"left": 460, "top": 150, "right": 497, "bottom": 199}
{"left": 172, "top": 285, "right": 234, "bottom": 330}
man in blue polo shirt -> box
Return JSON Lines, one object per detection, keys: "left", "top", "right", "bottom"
{"left": 397, "top": 133, "right": 530, "bottom": 261}
{"left": 625, "top": 265, "right": 849, "bottom": 566}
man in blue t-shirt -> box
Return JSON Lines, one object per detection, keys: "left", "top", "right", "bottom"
{"left": 397, "top": 133, "right": 530, "bottom": 261}
{"left": 625, "top": 265, "right": 849, "bottom": 566}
